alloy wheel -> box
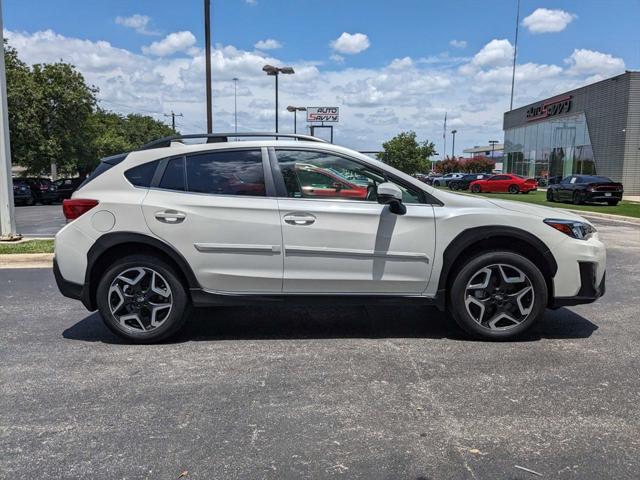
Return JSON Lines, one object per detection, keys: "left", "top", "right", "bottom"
{"left": 108, "top": 267, "right": 173, "bottom": 333}
{"left": 464, "top": 263, "right": 534, "bottom": 331}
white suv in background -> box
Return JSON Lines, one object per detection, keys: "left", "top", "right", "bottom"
{"left": 54, "top": 133, "right": 606, "bottom": 343}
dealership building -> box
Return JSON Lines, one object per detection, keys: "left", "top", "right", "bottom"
{"left": 503, "top": 71, "right": 640, "bottom": 195}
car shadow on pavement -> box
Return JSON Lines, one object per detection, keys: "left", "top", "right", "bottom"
{"left": 62, "top": 305, "right": 598, "bottom": 344}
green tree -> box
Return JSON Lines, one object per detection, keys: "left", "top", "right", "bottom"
{"left": 4, "top": 42, "right": 43, "bottom": 170}
{"left": 4, "top": 42, "right": 175, "bottom": 177}
{"left": 379, "top": 131, "right": 436, "bottom": 175}
{"left": 434, "top": 157, "right": 462, "bottom": 174}
{"left": 31, "top": 62, "right": 97, "bottom": 175}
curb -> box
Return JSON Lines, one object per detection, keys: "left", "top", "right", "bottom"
{"left": 565, "top": 209, "right": 640, "bottom": 225}
{"left": 0, "top": 253, "right": 54, "bottom": 269}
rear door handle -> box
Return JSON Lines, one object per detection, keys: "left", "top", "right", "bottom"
{"left": 155, "top": 210, "right": 186, "bottom": 224}
{"left": 283, "top": 213, "right": 316, "bottom": 226}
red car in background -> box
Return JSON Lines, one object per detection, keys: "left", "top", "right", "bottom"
{"left": 469, "top": 174, "right": 538, "bottom": 194}
{"left": 294, "top": 164, "right": 369, "bottom": 199}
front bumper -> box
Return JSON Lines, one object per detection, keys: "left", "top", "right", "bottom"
{"left": 550, "top": 261, "right": 606, "bottom": 308}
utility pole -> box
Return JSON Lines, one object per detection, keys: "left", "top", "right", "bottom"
{"left": 0, "top": 0, "right": 20, "bottom": 240}
{"left": 204, "top": 0, "right": 213, "bottom": 133}
{"left": 164, "top": 111, "right": 183, "bottom": 133}
{"left": 509, "top": 0, "right": 520, "bottom": 111}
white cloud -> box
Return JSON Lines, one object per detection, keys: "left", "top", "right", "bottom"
{"left": 522, "top": 8, "right": 576, "bottom": 34}
{"left": 142, "top": 31, "right": 197, "bottom": 56}
{"left": 388, "top": 57, "right": 413, "bottom": 69}
{"left": 470, "top": 38, "right": 514, "bottom": 68}
{"left": 449, "top": 39, "right": 467, "bottom": 49}
{"left": 254, "top": 39, "right": 282, "bottom": 50}
{"left": 115, "top": 14, "right": 158, "bottom": 36}
{"left": 245, "top": 0, "right": 257, "bottom": 4}
{"left": 564, "top": 49, "right": 625, "bottom": 77}
{"left": 330, "top": 32, "right": 370, "bottom": 55}
{"left": 4, "top": 29, "right": 630, "bottom": 153}
{"left": 330, "top": 54, "right": 345, "bottom": 63}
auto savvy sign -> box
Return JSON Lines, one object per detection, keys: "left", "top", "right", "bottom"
{"left": 307, "top": 107, "right": 339, "bottom": 123}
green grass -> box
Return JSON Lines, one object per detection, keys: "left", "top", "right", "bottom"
{"left": 446, "top": 188, "right": 640, "bottom": 218}
{"left": 0, "top": 239, "right": 54, "bottom": 254}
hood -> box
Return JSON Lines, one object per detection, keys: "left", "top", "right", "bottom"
{"left": 486, "top": 198, "right": 588, "bottom": 222}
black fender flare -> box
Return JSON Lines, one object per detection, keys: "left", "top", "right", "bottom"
{"left": 435, "top": 225, "right": 558, "bottom": 307}
{"left": 84, "top": 232, "right": 201, "bottom": 309}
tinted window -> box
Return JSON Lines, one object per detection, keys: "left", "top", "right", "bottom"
{"left": 125, "top": 160, "right": 160, "bottom": 187}
{"left": 580, "top": 176, "right": 612, "bottom": 183}
{"left": 491, "top": 175, "right": 509, "bottom": 181}
{"left": 186, "top": 150, "right": 265, "bottom": 196}
{"left": 160, "top": 157, "right": 185, "bottom": 191}
{"left": 276, "top": 149, "right": 423, "bottom": 203}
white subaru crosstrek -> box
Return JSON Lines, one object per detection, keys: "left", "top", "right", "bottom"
{"left": 54, "top": 133, "right": 606, "bottom": 343}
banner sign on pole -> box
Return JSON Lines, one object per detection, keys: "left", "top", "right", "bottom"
{"left": 307, "top": 107, "right": 339, "bottom": 123}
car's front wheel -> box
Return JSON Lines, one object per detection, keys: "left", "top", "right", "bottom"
{"left": 96, "top": 254, "right": 190, "bottom": 343}
{"left": 471, "top": 184, "right": 481, "bottom": 193}
{"left": 546, "top": 189, "right": 555, "bottom": 202}
{"left": 449, "top": 251, "right": 548, "bottom": 340}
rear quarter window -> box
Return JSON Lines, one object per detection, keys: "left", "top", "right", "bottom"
{"left": 125, "top": 161, "right": 160, "bottom": 187}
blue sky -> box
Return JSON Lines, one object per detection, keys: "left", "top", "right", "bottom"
{"left": 4, "top": 0, "right": 639, "bottom": 153}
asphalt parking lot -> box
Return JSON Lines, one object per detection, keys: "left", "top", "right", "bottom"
{"left": 15, "top": 204, "right": 66, "bottom": 237}
{"left": 1, "top": 219, "right": 640, "bottom": 479}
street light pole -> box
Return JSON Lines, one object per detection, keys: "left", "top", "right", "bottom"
{"left": 233, "top": 77, "right": 239, "bottom": 133}
{"left": 263, "top": 65, "right": 295, "bottom": 133}
{"left": 0, "top": 0, "right": 19, "bottom": 240}
{"left": 204, "top": 0, "right": 213, "bottom": 133}
{"left": 509, "top": 0, "right": 520, "bottom": 111}
{"left": 451, "top": 130, "right": 458, "bottom": 158}
{"left": 287, "top": 106, "right": 306, "bottom": 134}
{"left": 489, "top": 140, "right": 499, "bottom": 158}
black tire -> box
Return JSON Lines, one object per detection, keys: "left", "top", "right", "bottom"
{"left": 546, "top": 189, "right": 555, "bottom": 202}
{"left": 471, "top": 184, "right": 481, "bottom": 193}
{"left": 522, "top": 190, "right": 530, "bottom": 194}
{"left": 433, "top": 180, "right": 440, "bottom": 187}
{"left": 508, "top": 185, "right": 519, "bottom": 194}
{"left": 26, "top": 195, "right": 35, "bottom": 206}
{"left": 448, "top": 251, "right": 548, "bottom": 340}
{"left": 96, "top": 254, "right": 191, "bottom": 343}
{"left": 572, "top": 191, "right": 584, "bottom": 205}
{"left": 607, "top": 200, "right": 619, "bottom": 206}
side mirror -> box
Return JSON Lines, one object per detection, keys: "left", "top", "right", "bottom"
{"left": 331, "top": 182, "right": 343, "bottom": 191}
{"left": 376, "top": 182, "right": 406, "bottom": 215}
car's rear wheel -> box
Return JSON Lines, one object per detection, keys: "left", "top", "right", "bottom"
{"left": 449, "top": 251, "right": 547, "bottom": 340}
{"left": 96, "top": 254, "right": 190, "bottom": 343}
{"left": 471, "top": 184, "right": 481, "bottom": 193}
{"left": 508, "top": 185, "right": 519, "bottom": 194}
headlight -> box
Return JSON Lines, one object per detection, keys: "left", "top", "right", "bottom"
{"left": 544, "top": 219, "right": 596, "bottom": 240}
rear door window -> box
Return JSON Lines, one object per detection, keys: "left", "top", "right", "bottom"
{"left": 185, "top": 149, "right": 265, "bottom": 196}
{"left": 159, "top": 157, "right": 185, "bottom": 191}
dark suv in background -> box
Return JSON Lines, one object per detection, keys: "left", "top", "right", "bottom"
{"left": 54, "top": 177, "right": 84, "bottom": 200}
{"left": 12, "top": 179, "right": 33, "bottom": 206}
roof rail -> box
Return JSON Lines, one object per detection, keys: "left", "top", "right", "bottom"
{"left": 137, "top": 132, "right": 328, "bottom": 151}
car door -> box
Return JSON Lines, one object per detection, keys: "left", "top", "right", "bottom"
{"left": 271, "top": 148, "right": 436, "bottom": 294}
{"left": 557, "top": 176, "right": 575, "bottom": 200}
{"left": 141, "top": 147, "right": 283, "bottom": 293}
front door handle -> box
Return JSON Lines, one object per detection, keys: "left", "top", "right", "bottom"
{"left": 155, "top": 210, "right": 186, "bottom": 224}
{"left": 283, "top": 213, "right": 316, "bottom": 226}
